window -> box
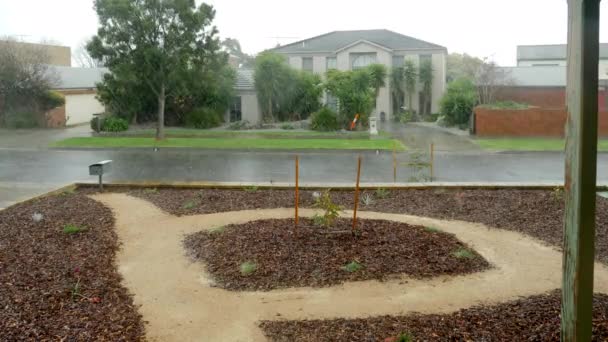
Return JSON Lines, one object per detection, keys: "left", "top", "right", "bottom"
{"left": 302, "top": 57, "right": 313, "bottom": 72}
{"left": 326, "top": 57, "right": 337, "bottom": 70}
{"left": 351, "top": 53, "right": 377, "bottom": 70}
{"left": 392, "top": 55, "right": 404, "bottom": 68}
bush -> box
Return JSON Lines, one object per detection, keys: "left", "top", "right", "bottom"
{"left": 40, "top": 90, "right": 65, "bottom": 111}
{"left": 228, "top": 120, "right": 252, "bottom": 130}
{"left": 90, "top": 116, "right": 104, "bottom": 132}
{"left": 439, "top": 78, "right": 477, "bottom": 126}
{"left": 310, "top": 107, "right": 339, "bottom": 131}
{"left": 281, "top": 123, "right": 295, "bottom": 130}
{"left": 101, "top": 116, "right": 129, "bottom": 132}
{"left": 184, "top": 107, "right": 223, "bottom": 129}
{"left": 4, "top": 111, "right": 39, "bottom": 128}
{"left": 482, "top": 100, "right": 529, "bottom": 110}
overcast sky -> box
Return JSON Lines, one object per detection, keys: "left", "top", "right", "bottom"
{"left": 1, "top": 0, "right": 607, "bottom": 66}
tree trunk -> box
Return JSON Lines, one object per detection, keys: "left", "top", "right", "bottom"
{"left": 156, "top": 84, "right": 166, "bottom": 141}
{"left": 268, "top": 96, "right": 273, "bottom": 122}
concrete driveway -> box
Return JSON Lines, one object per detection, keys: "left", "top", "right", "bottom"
{"left": 0, "top": 125, "right": 91, "bottom": 150}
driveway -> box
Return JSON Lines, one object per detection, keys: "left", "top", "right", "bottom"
{"left": 0, "top": 125, "right": 91, "bottom": 150}
{"left": 381, "top": 121, "right": 481, "bottom": 152}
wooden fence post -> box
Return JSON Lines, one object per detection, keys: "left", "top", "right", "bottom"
{"left": 295, "top": 155, "right": 299, "bottom": 229}
{"left": 562, "top": 0, "right": 600, "bottom": 340}
{"left": 352, "top": 155, "right": 362, "bottom": 234}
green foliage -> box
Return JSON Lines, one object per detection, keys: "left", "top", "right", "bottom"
{"left": 553, "top": 187, "right": 564, "bottom": 201}
{"left": 342, "top": 261, "right": 363, "bottom": 273}
{"left": 390, "top": 66, "right": 405, "bottom": 114}
{"left": 210, "top": 226, "right": 226, "bottom": 234}
{"left": 394, "top": 110, "right": 414, "bottom": 124}
{"left": 182, "top": 200, "right": 199, "bottom": 210}
{"left": 184, "top": 107, "right": 223, "bottom": 129}
{"left": 63, "top": 224, "right": 86, "bottom": 235}
{"left": 40, "top": 91, "right": 65, "bottom": 111}
{"left": 88, "top": 0, "right": 231, "bottom": 138}
{"left": 324, "top": 67, "right": 377, "bottom": 127}
{"left": 281, "top": 123, "right": 295, "bottom": 130}
{"left": 395, "top": 332, "right": 414, "bottom": 342}
{"left": 367, "top": 63, "right": 388, "bottom": 99}
{"left": 425, "top": 226, "right": 441, "bottom": 233}
{"left": 440, "top": 78, "right": 477, "bottom": 126}
{"left": 243, "top": 185, "right": 259, "bottom": 192}
{"left": 144, "top": 188, "right": 159, "bottom": 194}
{"left": 101, "top": 116, "right": 129, "bottom": 132}
{"left": 240, "top": 261, "right": 257, "bottom": 276}
{"left": 228, "top": 120, "right": 252, "bottom": 130}
{"left": 375, "top": 188, "right": 390, "bottom": 199}
{"left": 361, "top": 193, "right": 375, "bottom": 206}
{"left": 313, "top": 190, "right": 342, "bottom": 227}
{"left": 482, "top": 100, "right": 530, "bottom": 110}
{"left": 403, "top": 60, "right": 417, "bottom": 113}
{"left": 90, "top": 116, "right": 103, "bottom": 132}
{"left": 419, "top": 59, "right": 434, "bottom": 116}
{"left": 453, "top": 247, "right": 475, "bottom": 259}
{"left": 311, "top": 107, "right": 339, "bottom": 132}
{"left": 3, "top": 111, "right": 39, "bottom": 128}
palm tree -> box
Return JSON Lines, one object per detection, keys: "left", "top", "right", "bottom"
{"left": 403, "top": 60, "right": 417, "bottom": 113}
{"left": 390, "top": 66, "right": 405, "bottom": 114}
{"left": 367, "top": 64, "right": 388, "bottom": 109}
{"left": 418, "top": 59, "right": 434, "bottom": 117}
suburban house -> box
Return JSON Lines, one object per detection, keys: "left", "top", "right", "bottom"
{"left": 226, "top": 69, "right": 261, "bottom": 124}
{"left": 269, "top": 29, "right": 448, "bottom": 121}
{"left": 0, "top": 40, "right": 72, "bottom": 67}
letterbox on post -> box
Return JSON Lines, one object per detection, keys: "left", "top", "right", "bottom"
{"left": 369, "top": 116, "right": 378, "bottom": 135}
{"left": 89, "top": 160, "right": 112, "bottom": 191}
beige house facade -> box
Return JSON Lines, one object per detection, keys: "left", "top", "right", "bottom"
{"left": 272, "top": 29, "right": 447, "bottom": 120}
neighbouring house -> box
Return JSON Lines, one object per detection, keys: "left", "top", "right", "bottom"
{"left": 226, "top": 69, "right": 261, "bottom": 123}
{"left": 269, "top": 29, "right": 447, "bottom": 120}
{"left": 0, "top": 40, "right": 72, "bottom": 67}
{"left": 46, "top": 66, "right": 107, "bottom": 127}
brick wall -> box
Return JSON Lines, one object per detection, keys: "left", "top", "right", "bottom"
{"left": 474, "top": 106, "right": 608, "bottom": 137}
{"left": 495, "top": 86, "right": 607, "bottom": 110}
{"left": 44, "top": 105, "right": 66, "bottom": 128}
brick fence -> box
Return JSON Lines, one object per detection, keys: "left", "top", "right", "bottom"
{"left": 474, "top": 106, "right": 608, "bottom": 137}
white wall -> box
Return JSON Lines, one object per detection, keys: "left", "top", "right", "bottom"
{"left": 241, "top": 91, "right": 261, "bottom": 123}
{"left": 65, "top": 93, "right": 105, "bottom": 125}
{"left": 518, "top": 60, "right": 567, "bottom": 67}
{"left": 518, "top": 59, "right": 608, "bottom": 80}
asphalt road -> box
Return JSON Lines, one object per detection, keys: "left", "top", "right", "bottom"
{"left": 3, "top": 147, "right": 608, "bottom": 208}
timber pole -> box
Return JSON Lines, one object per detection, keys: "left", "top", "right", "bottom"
{"left": 562, "top": 0, "right": 601, "bottom": 340}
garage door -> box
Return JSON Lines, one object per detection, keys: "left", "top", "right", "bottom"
{"left": 65, "top": 94, "right": 105, "bottom": 125}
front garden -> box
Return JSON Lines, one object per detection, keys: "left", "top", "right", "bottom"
{"left": 3, "top": 186, "right": 608, "bottom": 340}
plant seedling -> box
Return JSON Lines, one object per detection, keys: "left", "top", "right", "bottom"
{"left": 361, "top": 193, "right": 375, "bottom": 206}
{"left": 453, "top": 247, "right": 475, "bottom": 259}
{"left": 396, "top": 332, "right": 414, "bottom": 342}
{"left": 210, "top": 226, "right": 226, "bottom": 234}
{"left": 243, "top": 185, "right": 259, "bottom": 192}
{"left": 63, "top": 224, "right": 86, "bottom": 235}
{"left": 375, "top": 187, "right": 390, "bottom": 199}
{"left": 342, "top": 261, "right": 363, "bottom": 273}
{"left": 313, "top": 189, "right": 342, "bottom": 227}
{"left": 240, "top": 261, "right": 257, "bottom": 276}
{"left": 182, "top": 199, "right": 199, "bottom": 210}
{"left": 553, "top": 186, "right": 564, "bottom": 201}
{"left": 144, "top": 188, "right": 159, "bottom": 194}
{"left": 425, "top": 226, "right": 441, "bottom": 233}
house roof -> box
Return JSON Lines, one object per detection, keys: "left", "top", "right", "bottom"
{"left": 498, "top": 66, "right": 566, "bottom": 87}
{"left": 269, "top": 29, "right": 446, "bottom": 54}
{"left": 49, "top": 66, "right": 108, "bottom": 90}
{"left": 235, "top": 68, "right": 255, "bottom": 90}
{"left": 517, "top": 43, "right": 608, "bottom": 61}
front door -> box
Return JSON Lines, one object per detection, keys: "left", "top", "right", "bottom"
{"left": 230, "top": 96, "right": 242, "bottom": 122}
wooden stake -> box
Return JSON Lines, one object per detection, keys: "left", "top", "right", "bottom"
{"left": 562, "top": 0, "right": 600, "bottom": 340}
{"left": 429, "top": 143, "right": 435, "bottom": 182}
{"left": 352, "top": 155, "right": 362, "bottom": 233}
{"left": 295, "top": 155, "right": 299, "bottom": 228}
{"left": 393, "top": 142, "right": 397, "bottom": 183}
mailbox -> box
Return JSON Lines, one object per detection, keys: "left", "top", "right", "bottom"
{"left": 369, "top": 116, "right": 378, "bottom": 135}
{"left": 89, "top": 160, "right": 112, "bottom": 190}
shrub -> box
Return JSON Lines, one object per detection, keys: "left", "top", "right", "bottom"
{"left": 482, "top": 100, "right": 529, "bottom": 110}
{"left": 101, "top": 116, "right": 129, "bottom": 132}
{"left": 313, "top": 189, "right": 342, "bottom": 227}
{"left": 396, "top": 110, "right": 414, "bottom": 124}
{"left": 40, "top": 90, "right": 65, "bottom": 111}
{"left": 184, "top": 107, "right": 223, "bottom": 129}
{"left": 4, "top": 111, "right": 38, "bottom": 128}
{"left": 90, "top": 115, "right": 104, "bottom": 132}
{"left": 342, "top": 261, "right": 363, "bottom": 273}
{"left": 375, "top": 188, "right": 390, "bottom": 199}
{"left": 453, "top": 247, "right": 475, "bottom": 259}
{"left": 63, "top": 224, "right": 86, "bottom": 235}
{"left": 240, "top": 261, "right": 257, "bottom": 276}
{"left": 281, "top": 123, "right": 295, "bottom": 130}
{"left": 311, "top": 107, "right": 339, "bottom": 131}
{"left": 228, "top": 120, "right": 251, "bottom": 130}
{"left": 439, "top": 78, "right": 477, "bottom": 126}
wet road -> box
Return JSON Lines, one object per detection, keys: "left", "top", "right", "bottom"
{"left": 3, "top": 148, "right": 608, "bottom": 208}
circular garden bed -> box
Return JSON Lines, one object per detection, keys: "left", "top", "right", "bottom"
{"left": 184, "top": 218, "right": 491, "bottom": 291}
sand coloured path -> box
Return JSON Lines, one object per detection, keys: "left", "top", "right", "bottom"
{"left": 90, "top": 193, "right": 608, "bottom": 342}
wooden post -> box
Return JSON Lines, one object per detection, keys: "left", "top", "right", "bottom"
{"left": 393, "top": 142, "right": 397, "bottom": 183}
{"left": 429, "top": 143, "right": 435, "bottom": 182}
{"left": 295, "top": 155, "right": 299, "bottom": 229}
{"left": 352, "top": 155, "right": 362, "bottom": 233}
{"left": 562, "top": 0, "right": 600, "bottom": 340}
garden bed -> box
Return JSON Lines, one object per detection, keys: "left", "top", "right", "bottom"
{"left": 183, "top": 218, "right": 490, "bottom": 291}
{"left": 131, "top": 187, "right": 608, "bottom": 264}
{"left": 0, "top": 192, "right": 144, "bottom": 340}
{"left": 260, "top": 290, "right": 608, "bottom": 341}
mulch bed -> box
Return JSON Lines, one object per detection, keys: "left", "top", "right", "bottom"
{"left": 183, "top": 218, "right": 490, "bottom": 291}
{"left": 0, "top": 192, "right": 144, "bottom": 340}
{"left": 260, "top": 290, "right": 608, "bottom": 341}
{"left": 131, "top": 188, "right": 608, "bottom": 263}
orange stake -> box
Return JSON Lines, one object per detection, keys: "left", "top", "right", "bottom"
{"left": 295, "top": 155, "right": 299, "bottom": 228}
{"left": 352, "top": 155, "right": 362, "bottom": 233}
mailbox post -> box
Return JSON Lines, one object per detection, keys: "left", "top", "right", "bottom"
{"left": 89, "top": 160, "right": 112, "bottom": 191}
{"left": 369, "top": 116, "right": 378, "bottom": 135}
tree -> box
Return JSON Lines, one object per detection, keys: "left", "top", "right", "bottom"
{"left": 403, "top": 60, "right": 417, "bottom": 113}
{"left": 74, "top": 39, "right": 104, "bottom": 68}
{"left": 254, "top": 52, "right": 290, "bottom": 121}
{"left": 390, "top": 66, "right": 405, "bottom": 114}
{"left": 367, "top": 63, "right": 387, "bottom": 108}
{"left": 418, "top": 59, "right": 434, "bottom": 116}
{"left": 440, "top": 78, "right": 477, "bottom": 126}
{"left": 324, "top": 66, "right": 377, "bottom": 127}
{"left": 88, "top": 0, "right": 227, "bottom": 140}
{"left": 221, "top": 38, "right": 254, "bottom": 68}
{"left": 476, "top": 58, "right": 512, "bottom": 104}
{"left": 446, "top": 53, "right": 483, "bottom": 83}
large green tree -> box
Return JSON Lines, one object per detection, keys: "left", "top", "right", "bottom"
{"left": 88, "top": 0, "right": 227, "bottom": 140}
{"left": 254, "top": 52, "right": 290, "bottom": 121}
{"left": 324, "top": 67, "right": 377, "bottom": 127}
{"left": 418, "top": 59, "right": 434, "bottom": 117}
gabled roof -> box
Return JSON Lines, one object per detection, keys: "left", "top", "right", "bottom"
{"left": 235, "top": 69, "right": 254, "bottom": 90}
{"left": 270, "top": 29, "right": 446, "bottom": 54}
{"left": 49, "top": 66, "right": 108, "bottom": 90}
{"left": 517, "top": 43, "right": 608, "bottom": 60}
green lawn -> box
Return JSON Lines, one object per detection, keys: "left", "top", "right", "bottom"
{"left": 53, "top": 136, "right": 406, "bottom": 151}
{"left": 120, "top": 128, "right": 391, "bottom": 139}
{"left": 474, "top": 138, "right": 608, "bottom": 151}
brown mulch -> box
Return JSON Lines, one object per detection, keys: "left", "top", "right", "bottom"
{"left": 260, "top": 290, "right": 608, "bottom": 341}
{"left": 0, "top": 192, "right": 144, "bottom": 341}
{"left": 131, "top": 188, "right": 608, "bottom": 263}
{"left": 183, "top": 218, "right": 490, "bottom": 291}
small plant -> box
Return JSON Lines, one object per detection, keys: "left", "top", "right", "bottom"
{"left": 71, "top": 277, "right": 82, "bottom": 301}
{"left": 61, "top": 187, "right": 76, "bottom": 196}
{"left": 342, "top": 261, "right": 363, "bottom": 273}
{"left": 240, "top": 261, "right": 257, "bottom": 276}
{"left": 182, "top": 200, "right": 199, "bottom": 210}
{"left": 281, "top": 123, "right": 295, "bottom": 130}
{"left": 63, "top": 224, "right": 86, "bottom": 235}
{"left": 396, "top": 332, "right": 414, "bottom": 342}
{"left": 375, "top": 188, "right": 390, "bottom": 199}
{"left": 425, "top": 226, "right": 441, "bottom": 233}
{"left": 453, "top": 247, "right": 475, "bottom": 259}
{"left": 361, "top": 193, "right": 375, "bottom": 206}
{"left": 31, "top": 212, "right": 44, "bottom": 223}
{"left": 313, "top": 189, "right": 342, "bottom": 227}
{"left": 553, "top": 187, "right": 564, "bottom": 201}
{"left": 210, "top": 226, "right": 226, "bottom": 234}
{"left": 144, "top": 188, "right": 159, "bottom": 194}
{"left": 243, "top": 185, "right": 259, "bottom": 192}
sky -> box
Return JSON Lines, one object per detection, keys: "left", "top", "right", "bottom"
{"left": 1, "top": 0, "right": 607, "bottom": 66}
